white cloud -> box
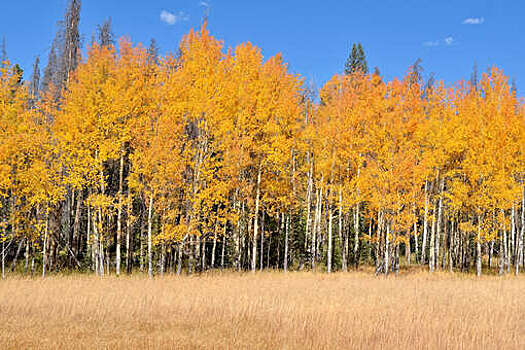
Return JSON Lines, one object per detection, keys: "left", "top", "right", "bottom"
{"left": 423, "top": 36, "right": 455, "bottom": 47}
{"left": 463, "top": 17, "right": 484, "bottom": 25}
{"left": 160, "top": 10, "right": 189, "bottom": 25}
{"left": 200, "top": 1, "right": 210, "bottom": 7}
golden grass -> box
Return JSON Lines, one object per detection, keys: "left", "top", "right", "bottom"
{"left": 1, "top": 270, "right": 524, "bottom": 349}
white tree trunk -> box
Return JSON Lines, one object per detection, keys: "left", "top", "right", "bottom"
{"left": 41, "top": 214, "right": 48, "bottom": 279}
{"left": 251, "top": 165, "right": 262, "bottom": 272}
{"left": 422, "top": 181, "right": 429, "bottom": 264}
{"left": 476, "top": 218, "right": 482, "bottom": 277}
{"left": 116, "top": 151, "right": 124, "bottom": 276}
{"left": 429, "top": 200, "right": 436, "bottom": 273}
{"left": 260, "top": 212, "right": 265, "bottom": 271}
{"left": 147, "top": 194, "right": 154, "bottom": 279}
{"left": 339, "top": 187, "right": 346, "bottom": 272}
{"left": 516, "top": 189, "right": 524, "bottom": 275}
{"left": 327, "top": 202, "right": 333, "bottom": 273}
{"left": 284, "top": 214, "right": 289, "bottom": 272}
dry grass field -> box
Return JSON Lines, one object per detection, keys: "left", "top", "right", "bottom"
{"left": 1, "top": 270, "right": 524, "bottom": 349}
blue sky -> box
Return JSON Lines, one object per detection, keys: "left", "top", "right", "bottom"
{"left": 1, "top": 0, "right": 523, "bottom": 94}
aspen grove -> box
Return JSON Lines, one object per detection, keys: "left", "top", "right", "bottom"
{"left": 1, "top": 24, "right": 525, "bottom": 279}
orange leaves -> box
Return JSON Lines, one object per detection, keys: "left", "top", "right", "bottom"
{"left": 3, "top": 22, "right": 524, "bottom": 252}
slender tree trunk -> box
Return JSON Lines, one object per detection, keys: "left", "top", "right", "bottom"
{"left": 311, "top": 187, "right": 320, "bottom": 270}
{"left": 10, "top": 240, "right": 23, "bottom": 272}
{"left": 435, "top": 177, "right": 444, "bottom": 271}
{"left": 251, "top": 165, "right": 262, "bottom": 272}
{"left": 354, "top": 203, "right": 360, "bottom": 268}
{"left": 160, "top": 243, "right": 166, "bottom": 276}
{"left": 72, "top": 189, "right": 81, "bottom": 259}
{"left": 500, "top": 215, "right": 507, "bottom": 275}
{"left": 395, "top": 243, "right": 400, "bottom": 274}
{"left": 211, "top": 233, "right": 217, "bottom": 269}
{"left": 476, "top": 217, "right": 482, "bottom": 277}
{"left": 284, "top": 214, "right": 289, "bottom": 272}
{"left": 98, "top": 209, "right": 104, "bottom": 277}
{"left": 339, "top": 187, "right": 346, "bottom": 272}
{"left": 42, "top": 213, "right": 49, "bottom": 278}
{"left": 267, "top": 229, "right": 271, "bottom": 269}
{"left": 30, "top": 244, "right": 35, "bottom": 276}
{"left": 406, "top": 235, "right": 411, "bottom": 265}
{"left": 449, "top": 220, "right": 455, "bottom": 272}
{"left": 140, "top": 217, "right": 144, "bottom": 273}
{"left": 384, "top": 221, "right": 390, "bottom": 276}
{"left": 327, "top": 201, "right": 333, "bottom": 273}
{"left": 489, "top": 241, "right": 494, "bottom": 270}
{"left": 126, "top": 193, "right": 132, "bottom": 274}
{"left": 305, "top": 161, "right": 313, "bottom": 255}
{"left": 413, "top": 205, "right": 419, "bottom": 264}
{"left": 201, "top": 236, "right": 206, "bottom": 271}
{"left": 24, "top": 239, "right": 30, "bottom": 274}
{"left": 147, "top": 194, "right": 154, "bottom": 279}
{"left": 177, "top": 241, "right": 183, "bottom": 275}
{"left": 510, "top": 205, "right": 516, "bottom": 273}
{"left": 260, "top": 212, "right": 265, "bottom": 271}
{"left": 429, "top": 200, "right": 436, "bottom": 272}
{"left": 116, "top": 151, "right": 124, "bottom": 276}
{"left": 188, "top": 236, "right": 195, "bottom": 274}
{"left": 88, "top": 203, "right": 94, "bottom": 272}
{"left": 221, "top": 224, "right": 226, "bottom": 270}
{"left": 422, "top": 181, "right": 429, "bottom": 264}
{"left": 233, "top": 200, "right": 242, "bottom": 271}
{"left": 516, "top": 188, "right": 525, "bottom": 276}
{"left": 354, "top": 165, "right": 361, "bottom": 267}
{"left": 1, "top": 220, "right": 6, "bottom": 280}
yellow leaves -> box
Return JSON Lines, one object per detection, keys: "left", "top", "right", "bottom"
{"left": 87, "top": 193, "right": 114, "bottom": 212}
{"left": 459, "top": 221, "right": 476, "bottom": 233}
{"left": 156, "top": 223, "right": 188, "bottom": 244}
{"left": 2, "top": 22, "right": 523, "bottom": 252}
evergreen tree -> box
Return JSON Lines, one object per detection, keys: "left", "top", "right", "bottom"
{"left": 356, "top": 43, "right": 368, "bottom": 73}
{"left": 12, "top": 64, "right": 23, "bottom": 86}
{"left": 344, "top": 42, "right": 368, "bottom": 75}
{"left": 1, "top": 37, "right": 6, "bottom": 66}
{"left": 147, "top": 38, "right": 159, "bottom": 64}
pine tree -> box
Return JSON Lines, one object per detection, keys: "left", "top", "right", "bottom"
{"left": 344, "top": 42, "right": 368, "bottom": 75}
{"left": 1, "top": 37, "right": 6, "bottom": 67}
{"left": 147, "top": 38, "right": 159, "bottom": 64}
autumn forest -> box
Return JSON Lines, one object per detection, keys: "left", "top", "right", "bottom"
{"left": 1, "top": 2, "right": 524, "bottom": 283}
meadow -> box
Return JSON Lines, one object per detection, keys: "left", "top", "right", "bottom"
{"left": 1, "top": 270, "right": 524, "bottom": 349}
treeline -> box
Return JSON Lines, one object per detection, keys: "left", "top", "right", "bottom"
{"left": 1, "top": 1, "right": 524, "bottom": 279}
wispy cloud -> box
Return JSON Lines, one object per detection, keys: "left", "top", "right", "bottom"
{"left": 200, "top": 1, "right": 210, "bottom": 8}
{"left": 160, "top": 10, "right": 189, "bottom": 25}
{"left": 423, "top": 36, "right": 455, "bottom": 47}
{"left": 462, "top": 17, "right": 485, "bottom": 25}
{"left": 423, "top": 40, "right": 440, "bottom": 47}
